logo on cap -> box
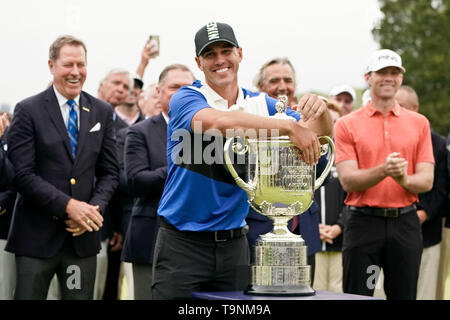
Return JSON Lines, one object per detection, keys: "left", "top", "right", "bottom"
{"left": 195, "top": 22, "right": 239, "bottom": 57}
{"left": 378, "top": 55, "right": 400, "bottom": 63}
{"left": 206, "top": 22, "right": 220, "bottom": 41}
{"left": 365, "top": 49, "right": 405, "bottom": 74}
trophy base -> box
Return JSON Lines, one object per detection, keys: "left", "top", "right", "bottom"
{"left": 244, "top": 285, "right": 316, "bottom": 297}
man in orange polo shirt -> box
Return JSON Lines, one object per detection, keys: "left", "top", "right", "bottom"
{"left": 334, "top": 49, "right": 435, "bottom": 300}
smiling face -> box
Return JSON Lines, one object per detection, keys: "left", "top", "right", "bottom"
{"left": 365, "top": 66, "right": 403, "bottom": 100}
{"left": 48, "top": 44, "right": 87, "bottom": 99}
{"left": 259, "top": 63, "right": 296, "bottom": 105}
{"left": 195, "top": 41, "right": 242, "bottom": 91}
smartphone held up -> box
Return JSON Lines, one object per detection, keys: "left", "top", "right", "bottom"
{"left": 148, "top": 35, "right": 160, "bottom": 58}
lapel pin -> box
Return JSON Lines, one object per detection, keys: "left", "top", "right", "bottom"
{"left": 82, "top": 106, "right": 90, "bottom": 112}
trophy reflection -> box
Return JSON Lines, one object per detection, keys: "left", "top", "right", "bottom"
{"left": 224, "top": 96, "right": 335, "bottom": 296}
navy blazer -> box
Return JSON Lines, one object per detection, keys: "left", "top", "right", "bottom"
{"left": 121, "top": 114, "right": 167, "bottom": 264}
{"left": 418, "top": 130, "right": 449, "bottom": 247}
{"left": 0, "top": 130, "right": 16, "bottom": 240}
{"left": 0, "top": 149, "right": 14, "bottom": 191}
{"left": 6, "top": 87, "right": 119, "bottom": 258}
{"left": 101, "top": 113, "right": 145, "bottom": 242}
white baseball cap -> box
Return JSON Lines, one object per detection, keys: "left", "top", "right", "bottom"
{"left": 365, "top": 49, "right": 406, "bottom": 74}
{"left": 329, "top": 84, "right": 356, "bottom": 102}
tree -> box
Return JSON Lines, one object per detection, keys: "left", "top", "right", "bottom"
{"left": 373, "top": 0, "right": 449, "bottom": 136}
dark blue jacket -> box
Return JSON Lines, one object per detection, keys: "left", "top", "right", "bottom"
{"left": 6, "top": 87, "right": 119, "bottom": 258}
{"left": 121, "top": 114, "right": 167, "bottom": 264}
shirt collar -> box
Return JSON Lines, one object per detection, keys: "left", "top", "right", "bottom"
{"left": 364, "top": 100, "right": 401, "bottom": 117}
{"left": 161, "top": 112, "right": 169, "bottom": 124}
{"left": 53, "top": 85, "right": 80, "bottom": 107}
{"left": 202, "top": 82, "right": 244, "bottom": 109}
{"left": 114, "top": 108, "right": 140, "bottom": 126}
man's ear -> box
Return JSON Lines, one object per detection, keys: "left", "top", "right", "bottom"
{"left": 237, "top": 47, "right": 243, "bottom": 62}
{"left": 364, "top": 72, "right": 371, "bottom": 86}
{"left": 48, "top": 59, "right": 54, "bottom": 75}
{"left": 195, "top": 57, "right": 203, "bottom": 71}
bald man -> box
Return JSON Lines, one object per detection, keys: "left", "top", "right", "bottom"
{"left": 395, "top": 86, "right": 449, "bottom": 300}
{"left": 395, "top": 86, "right": 419, "bottom": 112}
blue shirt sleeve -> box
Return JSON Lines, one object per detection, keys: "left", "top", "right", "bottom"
{"left": 264, "top": 94, "right": 301, "bottom": 121}
{"left": 169, "top": 86, "right": 211, "bottom": 132}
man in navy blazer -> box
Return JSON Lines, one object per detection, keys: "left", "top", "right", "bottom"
{"left": 121, "top": 64, "right": 195, "bottom": 299}
{"left": 6, "top": 35, "right": 119, "bottom": 300}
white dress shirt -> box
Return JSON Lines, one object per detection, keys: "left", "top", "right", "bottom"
{"left": 53, "top": 85, "right": 80, "bottom": 128}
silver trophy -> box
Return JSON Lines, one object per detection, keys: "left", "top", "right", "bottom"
{"left": 224, "top": 96, "right": 335, "bottom": 296}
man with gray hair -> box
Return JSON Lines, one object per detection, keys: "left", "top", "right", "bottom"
{"left": 6, "top": 35, "right": 119, "bottom": 299}
{"left": 95, "top": 68, "right": 133, "bottom": 299}
{"left": 140, "top": 84, "right": 162, "bottom": 118}
{"left": 98, "top": 69, "right": 133, "bottom": 108}
{"left": 252, "top": 57, "right": 327, "bottom": 284}
{"left": 255, "top": 57, "right": 297, "bottom": 106}
{"left": 97, "top": 67, "right": 146, "bottom": 300}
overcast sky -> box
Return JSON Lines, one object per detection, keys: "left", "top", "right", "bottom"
{"left": 0, "top": 0, "right": 383, "bottom": 108}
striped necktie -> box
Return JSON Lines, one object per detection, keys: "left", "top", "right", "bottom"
{"left": 67, "top": 99, "right": 78, "bottom": 158}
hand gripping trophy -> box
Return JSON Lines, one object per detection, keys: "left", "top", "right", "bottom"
{"left": 224, "top": 95, "right": 335, "bottom": 296}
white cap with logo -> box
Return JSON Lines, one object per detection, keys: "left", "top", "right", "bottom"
{"left": 365, "top": 49, "right": 406, "bottom": 74}
{"left": 329, "top": 84, "right": 356, "bottom": 102}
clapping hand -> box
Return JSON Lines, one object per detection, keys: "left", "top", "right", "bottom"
{"left": 384, "top": 152, "right": 408, "bottom": 186}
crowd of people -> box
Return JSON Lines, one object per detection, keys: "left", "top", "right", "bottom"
{"left": 0, "top": 22, "right": 449, "bottom": 300}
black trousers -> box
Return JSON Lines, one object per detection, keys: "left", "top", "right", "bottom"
{"left": 102, "top": 248, "right": 121, "bottom": 300}
{"left": 152, "top": 223, "right": 250, "bottom": 300}
{"left": 14, "top": 238, "right": 96, "bottom": 300}
{"left": 342, "top": 208, "right": 422, "bottom": 300}
{"left": 133, "top": 263, "right": 153, "bottom": 300}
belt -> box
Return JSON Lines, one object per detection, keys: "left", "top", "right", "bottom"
{"left": 161, "top": 218, "right": 248, "bottom": 242}
{"left": 347, "top": 204, "right": 417, "bottom": 218}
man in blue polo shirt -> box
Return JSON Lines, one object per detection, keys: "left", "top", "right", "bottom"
{"left": 152, "top": 22, "right": 333, "bottom": 299}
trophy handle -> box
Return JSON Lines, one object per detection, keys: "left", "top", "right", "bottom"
{"left": 224, "top": 137, "right": 255, "bottom": 195}
{"left": 314, "top": 136, "right": 335, "bottom": 190}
